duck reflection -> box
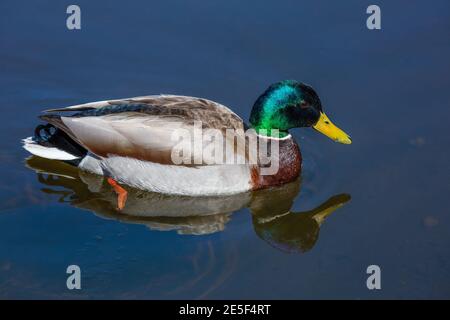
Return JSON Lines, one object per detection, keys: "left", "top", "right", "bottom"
{"left": 26, "top": 156, "right": 350, "bottom": 253}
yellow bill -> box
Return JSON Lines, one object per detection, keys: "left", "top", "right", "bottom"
{"left": 313, "top": 112, "right": 352, "bottom": 144}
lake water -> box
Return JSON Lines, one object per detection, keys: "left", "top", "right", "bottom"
{"left": 0, "top": 0, "right": 449, "bottom": 299}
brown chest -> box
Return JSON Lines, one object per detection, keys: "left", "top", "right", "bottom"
{"left": 250, "top": 136, "right": 302, "bottom": 190}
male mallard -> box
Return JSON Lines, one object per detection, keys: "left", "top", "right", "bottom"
{"left": 23, "top": 80, "right": 351, "bottom": 208}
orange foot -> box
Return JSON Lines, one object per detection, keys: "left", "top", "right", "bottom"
{"left": 107, "top": 178, "right": 128, "bottom": 211}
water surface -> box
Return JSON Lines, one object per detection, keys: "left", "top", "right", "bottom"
{"left": 0, "top": 0, "right": 449, "bottom": 299}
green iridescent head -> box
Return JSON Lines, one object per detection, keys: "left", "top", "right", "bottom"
{"left": 249, "top": 80, "right": 351, "bottom": 144}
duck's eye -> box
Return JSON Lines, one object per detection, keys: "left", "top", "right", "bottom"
{"left": 300, "top": 101, "right": 308, "bottom": 108}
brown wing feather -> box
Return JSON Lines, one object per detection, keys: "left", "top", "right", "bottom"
{"left": 123, "top": 95, "right": 244, "bottom": 131}
{"left": 40, "top": 95, "right": 247, "bottom": 165}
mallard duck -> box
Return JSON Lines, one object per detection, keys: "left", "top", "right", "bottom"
{"left": 23, "top": 80, "right": 351, "bottom": 208}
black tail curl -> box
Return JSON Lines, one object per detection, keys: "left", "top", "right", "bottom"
{"left": 34, "top": 123, "right": 87, "bottom": 159}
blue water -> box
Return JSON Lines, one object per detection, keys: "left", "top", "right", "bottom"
{"left": 0, "top": 0, "right": 449, "bottom": 299}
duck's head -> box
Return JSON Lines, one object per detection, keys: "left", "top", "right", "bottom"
{"left": 249, "top": 80, "right": 351, "bottom": 143}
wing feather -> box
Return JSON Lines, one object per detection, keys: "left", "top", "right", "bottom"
{"left": 42, "top": 95, "right": 247, "bottom": 165}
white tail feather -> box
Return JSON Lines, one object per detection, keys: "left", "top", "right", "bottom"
{"left": 22, "top": 137, "right": 79, "bottom": 161}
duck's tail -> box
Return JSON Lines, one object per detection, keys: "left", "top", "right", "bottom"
{"left": 22, "top": 123, "right": 87, "bottom": 163}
